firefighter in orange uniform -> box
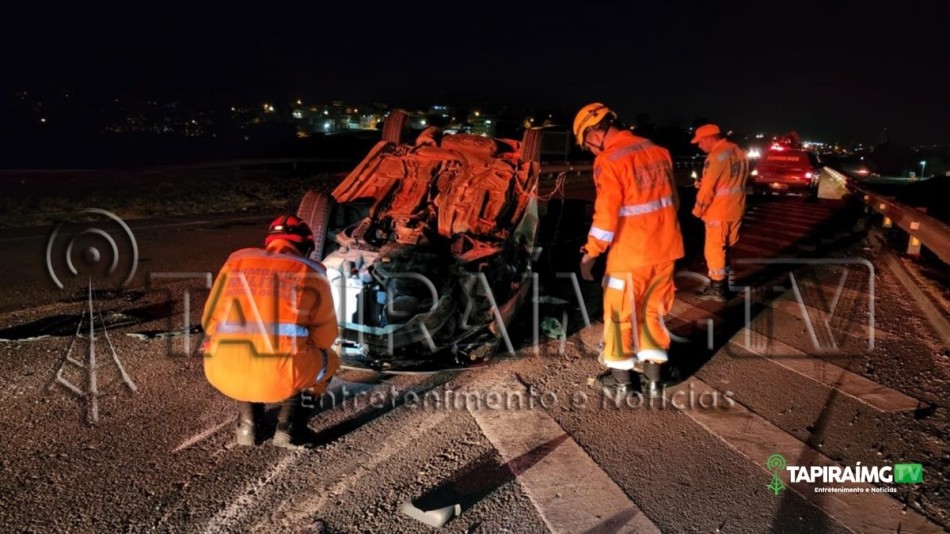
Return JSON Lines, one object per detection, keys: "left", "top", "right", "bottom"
{"left": 202, "top": 215, "right": 339, "bottom": 447}
{"left": 691, "top": 124, "right": 749, "bottom": 300}
{"left": 573, "top": 103, "right": 685, "bottom": 398}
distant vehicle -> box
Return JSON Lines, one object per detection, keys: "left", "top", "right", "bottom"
{"left": 294, "top": 111, "right": 542, "bottom": 372}
{"left": 750, "top": 143, "right": 822, "bottom": 198}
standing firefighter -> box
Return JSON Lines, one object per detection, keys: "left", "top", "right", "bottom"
{"left": 202, "top": 215, "right": 339, "bottom": 447}
{"left": 691, "top": 124, "right": 749, "bottom": 300}
{"left": 573, "top": 103, "right": 685, "bottom": 398}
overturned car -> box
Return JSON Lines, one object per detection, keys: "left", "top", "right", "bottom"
{"left": 296, "top": 111, "right": 542, "bottom": 372}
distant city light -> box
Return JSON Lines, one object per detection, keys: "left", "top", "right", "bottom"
{"left": 420, "top": 119, "right": 427, "bottom": 126}
{"left": 296, "top": 100, "right": 302, "bottom": 105}
{"left": 39, "top": 117, "right": 47, "bottom": 123}
{"left": 485, "top": 120, "right": 492, "bottom": 124}
{"left": 324, "top": 122, "right": 330, "bottom": 130}
{"left": 474, "top": 111, "right": 480, "bottom": 117}
{"left": 755, "top": 133, "right": 764, "bottom": 139}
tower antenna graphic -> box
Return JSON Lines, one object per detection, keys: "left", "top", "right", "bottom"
{"left": 766, "top": 454, "right": 787, "bottom": 496}
{"left": 46, "top": 209, "right": 139, "bottom": 424}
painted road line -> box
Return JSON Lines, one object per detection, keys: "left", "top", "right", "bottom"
{"left": 255, "top": 409, "right": 454, "bottom": 532}
{"left": 767, "top": 298, "right": 891, "bottom": 346}
{"left": 668, "top": 377, "right": 939, "bottom": 534}
{"left": 173, "top": 419, "right": 233, "bottom": 453}
{"left": 669, "top": 288, "right": 914, "bottom": 411}
{"left": 203, "top": 450, "right": 306, "bottom": 534}
{"left": 200, "top": 375, "right": 414, "bottom": 531}
{"left": 469, "top": 373, "right": 660, "bottom": 534}
{"left": 731, "top": 240, "right": 782, "bottom": 259}
{"left": 729, "top": 336, "right": 921, "bottom": 413}
{"left": 743, "top": 213, "right": 820, "bottom": 232}
{"left": 739, "top": 232, "right": 813, "bottom": 250}
{"left": 748, "top": 204, "right": 836, "bottom": 222}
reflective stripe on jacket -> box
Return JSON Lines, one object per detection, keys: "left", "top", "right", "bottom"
{"left": 585, "top": 131, "right": 685, "bottom": 270}
{"left": 202, "top": 240, "right": 339, "bottom": 403}
{"left": 694, "top": 139, "right": 749, "bottom": 222}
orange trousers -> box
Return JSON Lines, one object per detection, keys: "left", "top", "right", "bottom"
{"left": 601, "top": 261, "right": 675, "bottom": 369}
{"left": 704, "top": 220, "right": 741, "bottom": 281}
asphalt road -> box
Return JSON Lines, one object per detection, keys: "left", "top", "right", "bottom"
{"left": 0, "top": 181, "right": 947, "bottom": 533}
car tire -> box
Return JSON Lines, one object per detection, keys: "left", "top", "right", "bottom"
{"left": 296, "top": 190, "right": 335, "bottom": 260}
{"left": 520, "top": 127, "right": 543, "bottom": 163}
{"left": 381, "top": 110, "right": 410, "bottom": 145}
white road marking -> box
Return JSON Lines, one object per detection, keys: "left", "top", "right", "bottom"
{"left": 670, "top": 376, "right": 939, "bottom": 533}
{"left": 173, "top": 419, "right": 233, "bottom": 453}
{"left": 469, "top": 373, "right": 660, "bottom": 534}
{"left": 203, "top": 450, "right": 305, "bottom": 534}
{"left": 251, "top": 392, "right": 452, "bottom": 531}
{"left": 730, "top": 336, "right": 921, "bottom": 412}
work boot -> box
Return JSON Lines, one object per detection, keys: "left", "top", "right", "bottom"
{"left": 594, "top": 368, "right": 636, "bottom": 401}
{"left": 272, "top": 422, "right": 294, "bottom": 449}
{"left": 632, "top": 358, "right": 645, "bottom": 374}
{"left": 272, "top": 395, "right": 300, "bottom": 449}
{"left": 697, "top": 279, "right": 728, "bottom": 301}
{"left": 236, "top": 418, "right": 256, "bottom": 446}
{"left": 642, "top": 362, "right": 663, "bottom": 399}
{"left": 236, "top": 402, "right": 261, "bottom": 446}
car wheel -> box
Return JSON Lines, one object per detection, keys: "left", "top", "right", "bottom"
{"left": 381, "top": 110, "right": 410, "bottom": 145}
{"left": 296, "top": 190, "right": 335, "bottom": 260}
{"left": 520, "top": 127, "right": 543, "bottom": 163}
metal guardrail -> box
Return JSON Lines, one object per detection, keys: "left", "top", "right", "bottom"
{"left": 824, "top": 166, "right": 950, "bottom": 264}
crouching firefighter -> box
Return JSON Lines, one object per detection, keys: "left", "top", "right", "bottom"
{"left": 573, "top": 103, "right": 685, "bottom": 399}
{"left": 202, "top": 215, "right": 340, "bottom": 447}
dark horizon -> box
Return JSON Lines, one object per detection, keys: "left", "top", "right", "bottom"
{"left": 3, "top": 1, "right": 948, "bottom": 145}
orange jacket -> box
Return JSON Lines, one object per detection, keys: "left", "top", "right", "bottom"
{"left": 202, "top": 240, "right": 339, "bottom": 403}
{"left": 585, "top": 130, "right": 684, "bottom": 271}
{"left": 693, "top": 138, "right": 749, "bottom": 222}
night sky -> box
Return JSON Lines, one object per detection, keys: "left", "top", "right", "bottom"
{"left": 4, "top": 1, "right": 948, "bottom": 144}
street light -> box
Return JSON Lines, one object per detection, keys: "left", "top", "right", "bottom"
{"left": 920, "top": 160, "right": 926, "bottom": 177}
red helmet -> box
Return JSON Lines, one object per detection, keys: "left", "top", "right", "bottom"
{"left": 265, "top": 215, "right": 314, "bottom": 253}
